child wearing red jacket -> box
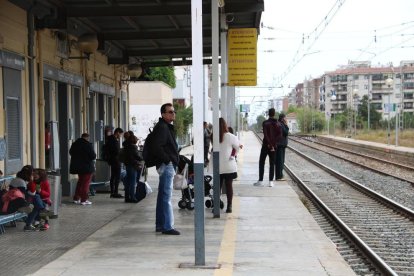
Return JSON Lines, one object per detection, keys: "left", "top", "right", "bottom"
{"left": 27, "top": 169, "right": 52, "bottom": 230}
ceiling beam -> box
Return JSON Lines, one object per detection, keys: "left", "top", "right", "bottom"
{"left": 109, "top": 58, "right": 220, "bottom": 67}
{"left": 126, "top": 47, "right": 212, "bottom": 57}
{"left": 65, "top": 3, "right": 264, "bottom": 17}
{"left": 100, "top": 30, "right": 192, "bottom": 40}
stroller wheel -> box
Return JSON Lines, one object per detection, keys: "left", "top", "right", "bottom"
{"left": 178, "top": 200, "right": 187, "bottom": 209}
{"left": 186, "top": 201, "right": 194, "bottom": 210}
{"left": 220, "top": 200, "right": 224, "bottom": 209}
{"left": 205, "top": 199, "right": 212, "bottom": 208}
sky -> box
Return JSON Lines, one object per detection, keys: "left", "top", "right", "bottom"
{"left": 239, "top": 0, "right": 414, "bottom": 117}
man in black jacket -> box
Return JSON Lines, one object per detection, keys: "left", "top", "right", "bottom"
{"left": 152, "top": 103, "right": 180, "bottom": 235}
{"left": 105, "top": 127, "right": 124, "bottom": 198}
{"left": 70, "top": 133, "right": 96, "bottom": 205}
{"left": 275, "top": 114, "right": 289, "bottom": 181}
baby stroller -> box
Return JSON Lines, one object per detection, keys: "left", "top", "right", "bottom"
{"left": 204, "top": 176, "right": 224, "bottom": 209}
{"left": 176, "top": 155, "right": 223, "bottom": 210}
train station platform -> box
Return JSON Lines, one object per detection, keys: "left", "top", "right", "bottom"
{"left": 23, "top": 131, "right": 355, "bottom": 275}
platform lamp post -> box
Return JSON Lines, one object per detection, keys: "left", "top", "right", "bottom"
{"left": 353, "top": 89, "right": 359, "bottom": 136}
{"left": 331, "top": 94, "right": 336, "bottom": 136}
{"left": 368, "top": 90, "right": 371, "bottom": 131}
{"left": 385, "top": 77, "right": 394, "bottom": 145}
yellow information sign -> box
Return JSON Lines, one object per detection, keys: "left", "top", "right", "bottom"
{"left": 228, "top": 28, "right": 257, "bottom": 86}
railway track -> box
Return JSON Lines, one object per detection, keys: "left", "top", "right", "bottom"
{"left": 253, "top": 132, "right": 414, "bottom": 275}
{"left": 290, "top": 135, "right": 414, "bottom": 185}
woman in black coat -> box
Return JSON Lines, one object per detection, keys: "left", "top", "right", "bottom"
{"left": 69, "top": 133, "right": 96, "bottom": 205}
{"left": 123, "top": 135, "right": 143, "bottom": 203}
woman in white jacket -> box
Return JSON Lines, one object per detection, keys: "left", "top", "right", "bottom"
{"left": 219, "top": 117, "right": 242, "bottom": 213}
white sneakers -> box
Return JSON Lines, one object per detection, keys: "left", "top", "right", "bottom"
{"left": 253, "top": 181, "right": 264, "bottom": 187}
{"left": 254, "top": 180, "right": 276, "bottom": 187}
{"left": 74, "top": 200, "right": 92, "bottom": 205}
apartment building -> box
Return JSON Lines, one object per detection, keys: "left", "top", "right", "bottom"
{"left": 322, "top": 61, "right": 414, "bottom": 119}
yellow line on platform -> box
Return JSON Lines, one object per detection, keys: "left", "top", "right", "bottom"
{"left": 214, "top": 196, "right": 240, "bottom": 276}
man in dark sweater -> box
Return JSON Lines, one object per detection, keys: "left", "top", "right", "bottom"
{"left": 105, "top": 127, "right": 124, "bottom": 198}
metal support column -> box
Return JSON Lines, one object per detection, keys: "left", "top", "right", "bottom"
{"left": 212, "top": 0, "right": 221, "bottom": 219}
{"left": 28, "top": 7, "right": 37, "bottom": 166}
{"left": 220, "top": 13, "right": 228, "bottom": 121}
{"left": 191, "top": 0, "right": 205, "bottom": 266}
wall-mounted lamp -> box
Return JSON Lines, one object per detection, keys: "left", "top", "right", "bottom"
{"left": 68, "top": 33, "right": 98, "bottom": 60}
{"left": 127, "top": 64, "right": 143, "bottom": 79}
{"left": 121, "top": 64, "right": 143, "bottom": 83}
{"left": 218, "top": 0, "right": 225, "bottom": 8}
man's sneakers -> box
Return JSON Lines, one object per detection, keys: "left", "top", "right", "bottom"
{"left": 73, "top": 199, "right": 92, "bottom": 205}
{"left": 253, "top": 181, "right": 264, "bottom": 187}
{"left": 162, "top": 229, "right": 181, "bottom": 235}
{"left": 268, "top": 181, "right": 274, "bottom": 187}
{"left": 23, "top": 225, "right": 38, "bottom": 232}
{"left": 276, "top": 178, "right": 287, "bottom": 181}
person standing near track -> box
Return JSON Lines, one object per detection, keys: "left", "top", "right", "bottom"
{"left": 275, "top": 114, "right": 289, "bottom": 181}
{"left": 253, "top": 108, "right": 281, "bottom": 187}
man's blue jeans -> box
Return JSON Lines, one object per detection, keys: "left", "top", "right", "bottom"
{"left": 156, "top": 162, "right": 175, "bottom": 231}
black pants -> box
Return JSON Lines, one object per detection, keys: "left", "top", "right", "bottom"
{"left": 204, "top": 146, "right": 210, "bottom": 163}
{"left": 110, "top": 161, "right": 121, "bottom": 195}
{"left": 258, "top": 145, "right": 276, "bottom": 181}
{"left": 276, "top": 146, "right": 286, "bottom": 179}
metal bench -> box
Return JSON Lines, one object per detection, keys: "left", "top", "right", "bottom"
{"left": 0, "top": 212, "right": 27, "bottom": 234}
{"left": 89, "top": 181, "right": 110, "bottom": 196}
{"left": 89, "top": 159, "right": 111, "bottom": 195}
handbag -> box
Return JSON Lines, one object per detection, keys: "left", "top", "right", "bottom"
{"left": 173, "top": 164, "right": 188, "bottom": 190}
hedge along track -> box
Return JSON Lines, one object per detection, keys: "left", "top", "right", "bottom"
{"left": 289, "top": 135, "right": 414, "bottom": 185}
{"left": 285, "top": 145, "right": 414, "bottom": 275}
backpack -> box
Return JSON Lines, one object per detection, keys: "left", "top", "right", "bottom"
{"left": 142, "top": 127, "right": 157, "bottom": 168}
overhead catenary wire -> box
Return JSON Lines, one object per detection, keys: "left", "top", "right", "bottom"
{"left": 274, "top": 0, "right": 347, "bottom": 86}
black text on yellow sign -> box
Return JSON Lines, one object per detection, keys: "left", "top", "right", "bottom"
{"left": 228, "top": 28, "right": 257, "bottom": 87}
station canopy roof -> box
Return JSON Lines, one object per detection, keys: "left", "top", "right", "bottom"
{"left": 9, "top": 0, "right": 264, "bottom": 67}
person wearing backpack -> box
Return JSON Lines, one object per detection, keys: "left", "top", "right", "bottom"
{"left": 151, "top": 103, "right": 180, "bottom": 235}
{"left": 105, "top": 127, "right": 124, "bottom": 198}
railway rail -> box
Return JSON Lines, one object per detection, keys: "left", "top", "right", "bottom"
{"left": 253, "top": 131, "right": 414, "bottom": 275}
{"left": 290, "top": 135, "right": 414, "bottom": 185}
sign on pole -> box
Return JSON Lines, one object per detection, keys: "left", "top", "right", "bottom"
{"left": 228, "top": 28, "right": 257, "bottom": 86}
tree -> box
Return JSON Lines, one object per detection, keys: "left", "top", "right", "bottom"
{"left": 287, "top": 105, "right": 297, "bottom": 114}
{"left": 144, "top": 67, "right": 176, "bottom": 88}
{"left": 173, "top": 103, "right": 192, "bottom": 140}
{"left": 359, "top": 95, "right": 382, "bottom": 129}
{"left": 254, "top": 114, "right": 266, "bottom": 132}
{"left": 296, "top": 107, "right": 325, "bottom": 133}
